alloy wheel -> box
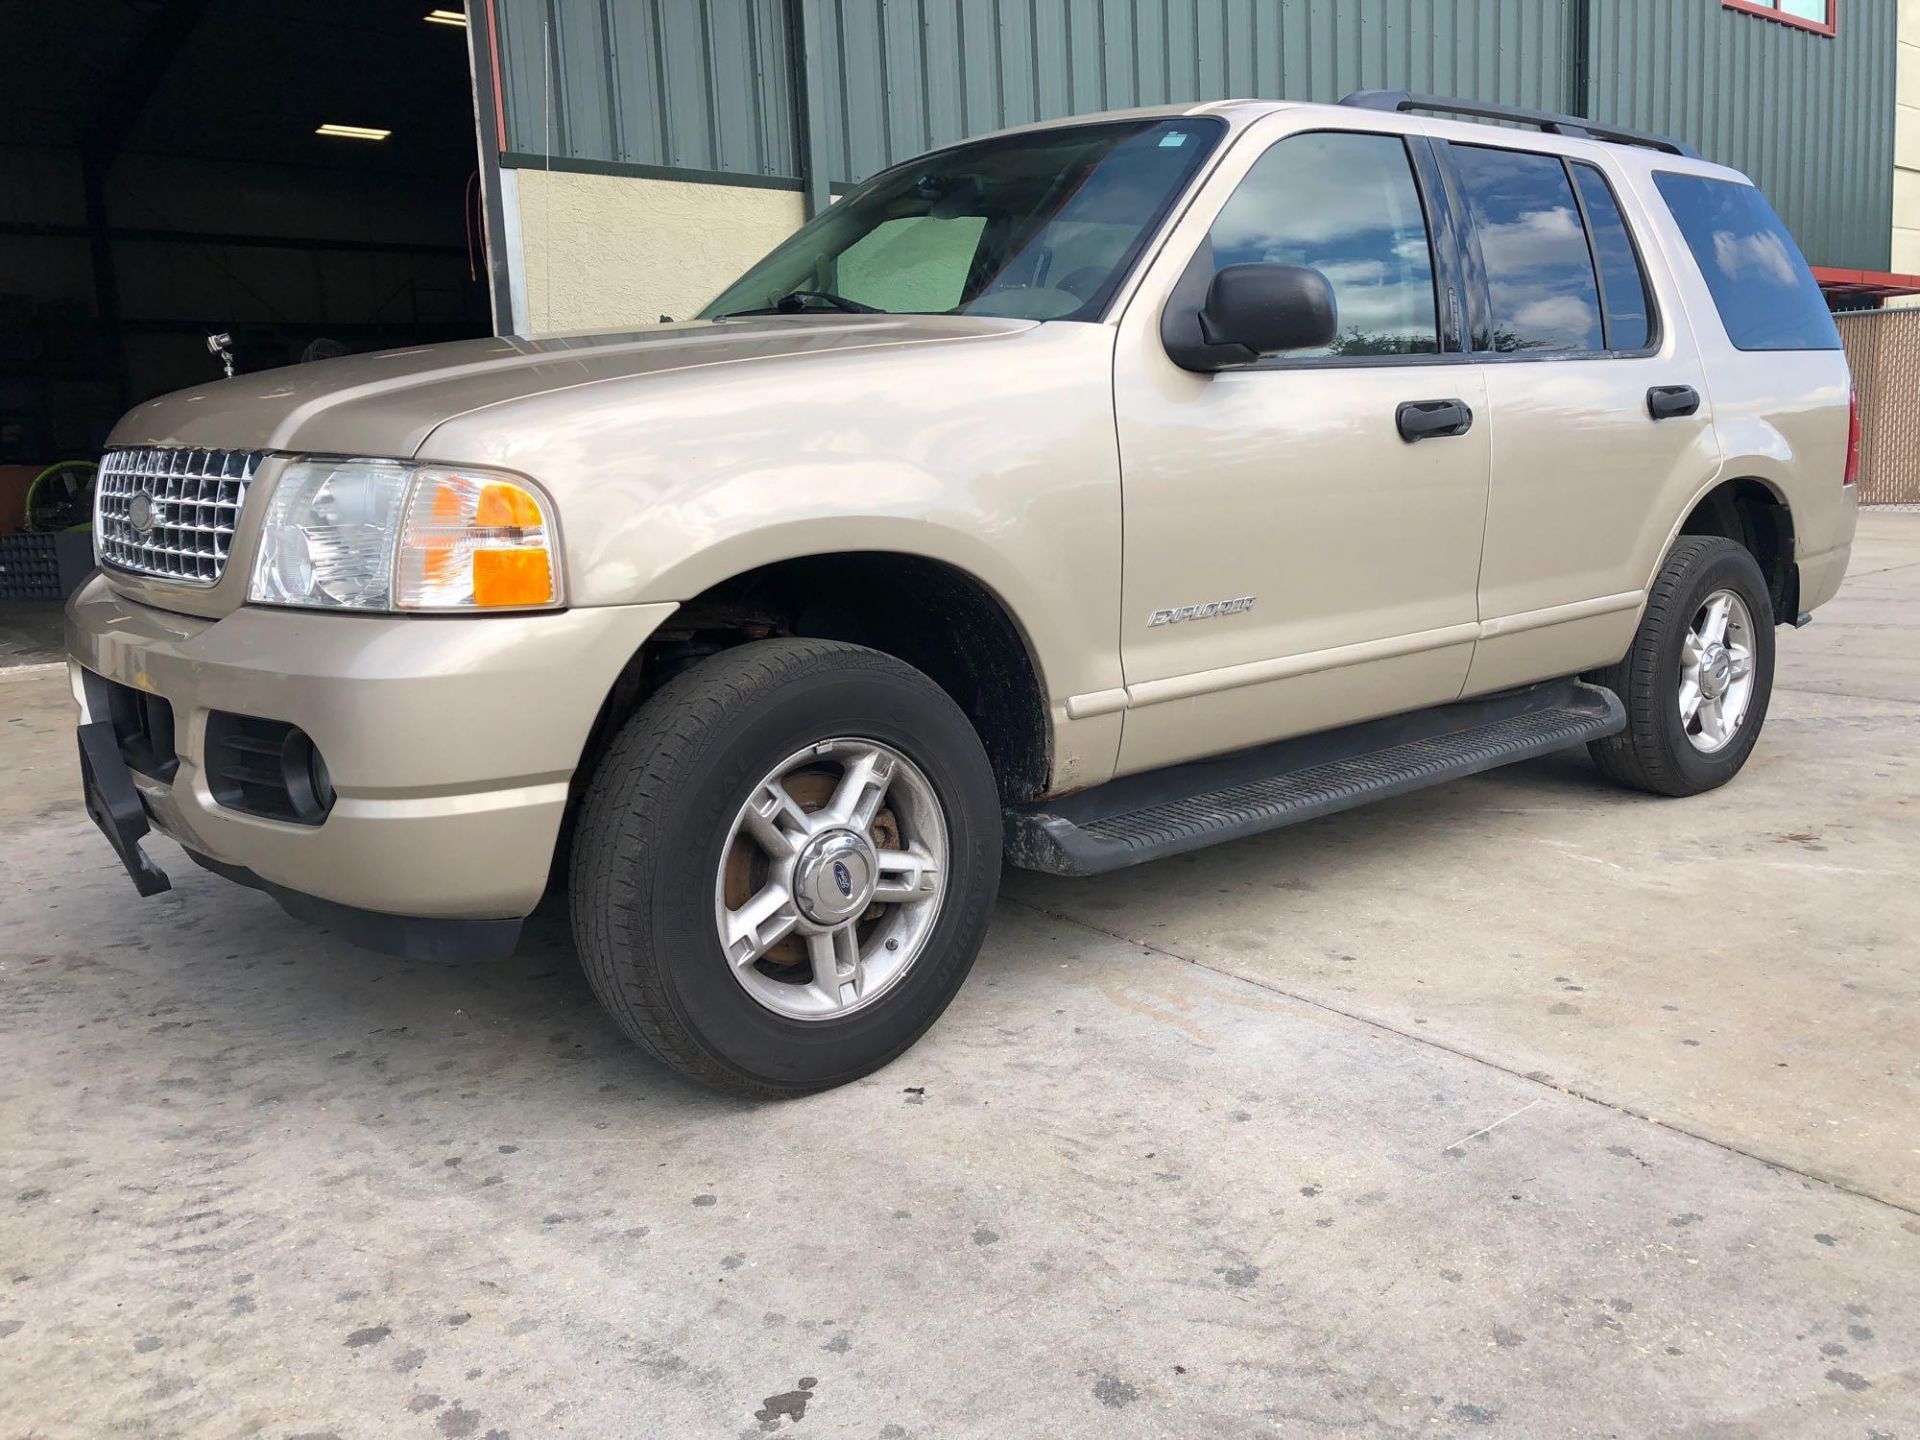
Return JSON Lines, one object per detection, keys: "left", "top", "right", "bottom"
{"left": 713, "top": 738, "right": 947, "bottom": 1020}
{"left": 1678, "top": 587, "right": 1757, "bottom": 754}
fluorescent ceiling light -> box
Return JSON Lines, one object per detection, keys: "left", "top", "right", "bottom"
{"left": 424, "top": 8, "right": 467, "bottom": 24}
{"left": 316, "top": 124, "right": 392, "bottom": 141}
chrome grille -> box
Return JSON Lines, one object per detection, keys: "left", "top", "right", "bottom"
{"left": 96, "top": 447, "right": 262, "bottom": 586}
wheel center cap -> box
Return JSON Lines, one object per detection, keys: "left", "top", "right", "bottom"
{"left": 1700, "top": 642, "right": 1732, "bottom": 698}
{"left": 793, "top": 829, "right": 877, "bottom": 925}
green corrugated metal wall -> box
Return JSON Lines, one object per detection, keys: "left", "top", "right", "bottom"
{"left": 488, "top": 0, "right": 1894, "bottom": 269}
{"left": 1584, "top": 0, "right": 1896, "bottom": 270}
{"left": 806, "top": 0, "right": 1574, "bottom": 184}
{"left": 494, "top": 0, "right": 800, "bottom": 176}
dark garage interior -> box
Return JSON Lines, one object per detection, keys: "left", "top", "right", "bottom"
{"left": 0, "top": 0, "right": 488, "bottom": 651}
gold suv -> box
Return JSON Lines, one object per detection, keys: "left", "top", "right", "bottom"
{"left": 69, "top": 92, "right": 1858, "bottom": 1094}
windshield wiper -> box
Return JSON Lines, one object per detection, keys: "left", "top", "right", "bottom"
{"left": 714, "top": 289, "right": 885, "bottom": 319}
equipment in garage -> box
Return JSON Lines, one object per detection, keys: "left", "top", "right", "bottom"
{"left": 0, "top": 0, "right": 491, "bottom": 613}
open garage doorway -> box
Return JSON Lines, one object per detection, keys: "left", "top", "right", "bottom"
{"left": 0, "top": 0, "right": 490, "bottom": 658}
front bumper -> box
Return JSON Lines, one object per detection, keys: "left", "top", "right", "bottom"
{"left": 67, "top": 574, "right": 676, "bottom": 926}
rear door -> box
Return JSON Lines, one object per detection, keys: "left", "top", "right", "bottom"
{"left": 1446, "top": 140, "right": 1721, "bottom": 695}
{"left": 1111, "top": 119, "right": 1491, "bottom": 775}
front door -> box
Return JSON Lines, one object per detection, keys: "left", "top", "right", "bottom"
{"left": 1112, "top": 121, "right": 1492, "bottom": 775}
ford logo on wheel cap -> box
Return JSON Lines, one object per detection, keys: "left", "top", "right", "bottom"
{"left": 831, "top": 860, "right": 854, "bottom": 898}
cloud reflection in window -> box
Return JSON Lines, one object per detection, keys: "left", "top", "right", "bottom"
{"left": 1207, "top": 132, "right": 1440, "bottom": 357}
{"left": 1451, "top": 146, "right": 1604, "bottom": 353}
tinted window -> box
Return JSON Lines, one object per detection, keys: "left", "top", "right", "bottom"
{"left": 1653, "top": 172, "right": 1841, "bottom": 351}
{"left": 703, "top": 118, "right": 1221, "bottom": 322}
{"left": 1451, "top": 145, "right": 1603, "bottom": 353}
{"left": 1206, "top": 131, "right": 1438, "bottom": 356}
{"left": 1571, "top": 163, "right": 1654, "bottom": 351}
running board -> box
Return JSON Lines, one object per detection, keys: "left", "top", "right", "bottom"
{"left": 1004, "top": 679, "right": 1624, "bottom": 876}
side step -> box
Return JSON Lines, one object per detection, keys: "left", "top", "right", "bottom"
{"left": 1004, "top": 679, "right": 1624, "bottom": 876}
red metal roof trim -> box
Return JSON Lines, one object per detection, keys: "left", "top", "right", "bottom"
{"left": 1811, "top": 266, "right": 1920, "bottom": 300}
{"left": 1721, "top": 0, "right": 1837, "bottom": 39}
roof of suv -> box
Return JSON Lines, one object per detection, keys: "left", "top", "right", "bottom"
{"left": 966, "top": 91, "right": 1742, "bottom": 183}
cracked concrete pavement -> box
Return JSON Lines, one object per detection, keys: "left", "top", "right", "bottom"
{"left": 2, "top": 512, "right": 1916, "bottom": 1437}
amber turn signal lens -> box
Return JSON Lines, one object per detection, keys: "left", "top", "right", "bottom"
{"left": 476, "top": 480, "right": 545, "bottom": 528}
{"left": 473, "top": 547, "right": 554, "bottom": 607}
{"left": 395, "top": 467, "right": 560, "bottom": 610}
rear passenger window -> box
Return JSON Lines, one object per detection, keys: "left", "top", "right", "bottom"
{"left": 1450, "top": 145, "right": 1603, "bottom": 353}
{"left": 1652, "top": 172, "right": 1841, "bottom": 351}
{"left": 1206, "top": 131, "right": 1439, "bottom": 357}
{"left": 1571, "top": 163, "right": 1654, "bottom": 351}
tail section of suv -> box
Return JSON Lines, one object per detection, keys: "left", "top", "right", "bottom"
{"left": 68, "top": 90, "right": 1854, "bottom": 1093}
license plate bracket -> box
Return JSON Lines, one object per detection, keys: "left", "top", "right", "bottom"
{"left": 78, "top": 720, "right": 172, "bottom": 897}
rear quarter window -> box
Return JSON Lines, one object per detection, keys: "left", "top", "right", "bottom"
{"left": 1652, "top": 173, "right": 1840, "bottom": 352}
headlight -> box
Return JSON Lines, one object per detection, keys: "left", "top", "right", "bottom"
{"left": 249, "top": 459, "right": 561, "bottom": 612}
{"left": 251, "top": 459, "right": 411, "bottom": 609}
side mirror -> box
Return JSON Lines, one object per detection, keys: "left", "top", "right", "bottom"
{"left": 1162, "top": 262, "right": 1338, "bottom": 372}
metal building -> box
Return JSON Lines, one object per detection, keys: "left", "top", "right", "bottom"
{"left": 467, "top": 0, "right": 1910, "bottom": 332}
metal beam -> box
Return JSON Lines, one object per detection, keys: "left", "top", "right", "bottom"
{"left": 0, "top": 221, "right": 465, "bottom": 258}
{"left": 470, "top": 0, "right": 518, "bottom": 334}
{"left": 81, "top": 157, "right": 126, "bottom": 410}
{"left": 1567, "top": 0, "right": 1593, "bottom": 119}
{"left": 787, "top": 0, "right": 832, "bottom": 219}
{"left": 81, "top": 0, "right": 216, "bottom": 170}
{"left": 78, "top": 0, "right": 214, "bottom": 408}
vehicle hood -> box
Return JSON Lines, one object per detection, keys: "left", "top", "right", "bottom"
{"left": 106, "top": 315, "right": 1038, "bottom": 458}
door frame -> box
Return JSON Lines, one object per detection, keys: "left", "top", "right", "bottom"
{"left": 1099, "top": 108, "right": 1498, "bottom": 772}
{"left": 1424, "top": 131, "right": 1722, "bottom": 695}
{"left": 1428, "top": 135, "right": 1671, "bottom": 366}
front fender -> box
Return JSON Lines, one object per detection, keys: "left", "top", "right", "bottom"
{"left": 418, "top": 321, "right": 1131, "bottom": 785}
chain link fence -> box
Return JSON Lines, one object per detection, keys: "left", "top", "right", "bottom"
{"left": 1836, "top": 307, "right": 1920, "bottom": 507}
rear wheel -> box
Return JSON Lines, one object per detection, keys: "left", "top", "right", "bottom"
{"left": 569, "top": 639, "right": 1000, "bottom": 1096}
{"left": 1587, "top": 536, "right": 1776, "bottom": 797}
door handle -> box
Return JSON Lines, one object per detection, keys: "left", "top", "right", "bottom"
{"left": 1647, "top": 384, "right": 1701, "bottom": 420}
{"left": 1396, "top": 398, "right": 1473, "bottom": 442}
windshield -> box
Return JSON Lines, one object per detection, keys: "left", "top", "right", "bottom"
{"left": 702, "top": 117, "right": 1225, "bottom": 322}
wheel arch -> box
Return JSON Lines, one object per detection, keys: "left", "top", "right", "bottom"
{"left": 1671, "top": 474, "right": 1798, "bottom": 625}
{"left": 575, "top": 548, "right": 1054, "bottom": 818}
{"left": 1651, "top": 474, "right": 1797, "bottom": 625}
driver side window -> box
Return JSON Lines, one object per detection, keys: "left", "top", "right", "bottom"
{"left": 1207, "top": 131, "right": 1440, "bottom": 357}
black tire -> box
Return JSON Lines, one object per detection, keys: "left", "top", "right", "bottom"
{"left": 568, "top": 638, "right": 1001, "bottom": 1096}
{"left": 1586, "top": 536, "right": 1777, "bottom": 798}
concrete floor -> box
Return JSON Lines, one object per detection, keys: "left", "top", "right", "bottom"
{"left": 3, "top": 514, "right": 1917, "bottom": 1439}
{"left": 0, "top": 600, "right": 65, "bottom": 668}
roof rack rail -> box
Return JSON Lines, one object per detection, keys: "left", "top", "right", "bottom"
{"left": 1338, "top": 89, "right": 1701, "bottom": 160}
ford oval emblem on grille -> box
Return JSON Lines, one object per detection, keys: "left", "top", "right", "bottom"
{"left": 128, "top": 491, "right": 156, "bottom": 534}
{"left": 831, "top": 860, "right": 854, "bottom": 898}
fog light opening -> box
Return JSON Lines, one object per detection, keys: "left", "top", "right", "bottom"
{"left": 204, "top": 711, "right": 336, "bottom": 826}
{"left": 308, "top": 746, "right": 335, "bottom": 811}
{"left": 279, "top": 728, "right": 335, "bottom": 823}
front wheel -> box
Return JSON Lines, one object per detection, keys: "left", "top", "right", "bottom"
{"left": 569, "top": 639, "right": 1001, "bottom": 1096}
{"left": 1586, "top": 535, "right": 1777, "bottom": 797}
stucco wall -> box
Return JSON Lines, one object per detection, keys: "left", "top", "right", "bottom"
{"left": 507, "top": 168, "right": 805, "bottom": 335}
{"left": 1899, "top": 0, "right": 1920, "bottom": 273}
